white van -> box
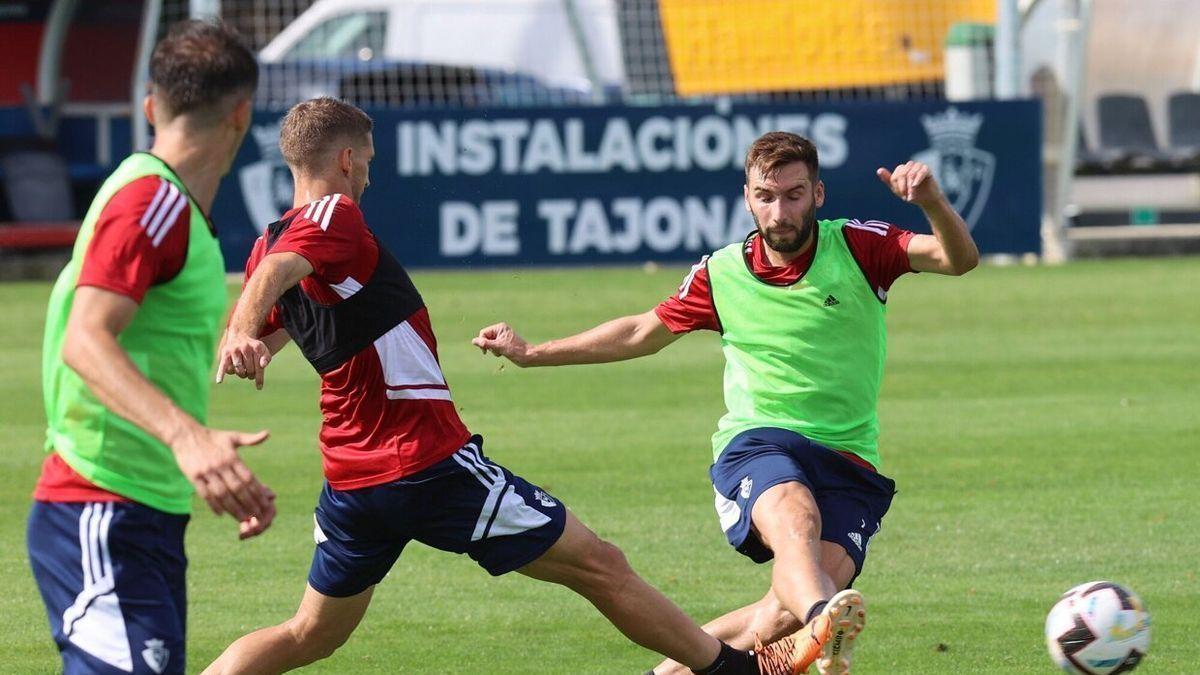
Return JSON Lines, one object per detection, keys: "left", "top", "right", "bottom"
{"left": 258, "top": 0, "right": 626, "bottom": 97}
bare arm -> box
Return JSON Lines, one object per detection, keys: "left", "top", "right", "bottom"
{"left": 63, "top": 287, "right": 275, "bottom": 538}
{"left": 473, "top": 309, "right": 681, "bottom": 367}
{"left": 877, "top": 161, "right": 980, "bottom": 276}
{"left": 260, "top": 328, "right": 292, "bottom": 356}
{"left": 217, "top": 252, "right": 312, "bottom": 389}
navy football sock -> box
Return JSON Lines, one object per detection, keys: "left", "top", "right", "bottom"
{"left": 691, "top": 641, "right": 757, "bottom": 674}
{"left": 805, "top": 599, "right": 829, "bottom": 625}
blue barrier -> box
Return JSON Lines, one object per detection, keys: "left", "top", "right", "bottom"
{"left": 215, "top": 99, "right": 1042, "bottom": 269}
{"left": 1, "top": 100, "right": 1042, "bottom": 266}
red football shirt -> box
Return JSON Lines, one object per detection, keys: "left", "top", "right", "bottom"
{"left": 36, "top": 174, "right": 192, "bottom": 502}
{"left": 655, "top": 220, "right": 916, "bottom": 333}
{"left": 245, "top": 193, "right": 471, "bottom": 489}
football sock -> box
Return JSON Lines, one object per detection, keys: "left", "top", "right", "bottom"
{"left": 691, "top": 641, "right": 757, "bottom": 674}
{"left": 805, "top": 599, "right": 829, "bottom": 625}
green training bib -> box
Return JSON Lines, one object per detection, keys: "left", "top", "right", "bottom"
{"left": 707, "top": 219, "right": 887, "bottom": 468}
{"left": 43, "top": 153, "right": 226, "bottom": 514}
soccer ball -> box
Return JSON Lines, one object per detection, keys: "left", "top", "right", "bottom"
{"left": 1045, "top": 581, "right": 1151, "bottom": 674}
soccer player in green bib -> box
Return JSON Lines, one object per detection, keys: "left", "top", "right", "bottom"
{"left": 28, "top": 21, "right": 275, "bottom": 675}
{"left": 473, "top": 132, "right": 979, "bottom": 675}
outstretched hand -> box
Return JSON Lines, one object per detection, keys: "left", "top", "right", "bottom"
{"left": 877, "top": 161, "right": 943, "bottom": 207}
{"left": 216, "top": 330, "right": 272, "bottom": 390}
{"left": 170, "top": 425, "right": 276, "bottom": 537}
{"left": 472, "top": 322, "right": 534, "bottom": 367}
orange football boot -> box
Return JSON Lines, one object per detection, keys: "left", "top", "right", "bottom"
{"left": 752, "top": 589, "right": 867, "bottom": 675}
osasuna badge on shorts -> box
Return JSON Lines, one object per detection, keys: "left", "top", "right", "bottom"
{"left": 141, "top": 638, "right": 169, "bottom": 674}
{"left": 532, "top": 489, "right": 557, "bottom": 508}
{"left": 912, "top": 107, "right": 995, "bottom": 230}
{"left": 738, "top": 475, "right": 753, "bottom": 499}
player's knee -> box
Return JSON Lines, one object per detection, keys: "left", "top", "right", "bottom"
{"left": 576, "top": 538, "right": 635, "bottom": 597}
{"left": 285, "top": 614, "right": 352, "bottom": 662}
{"left": 596, "top": 539, "right": 634, "bottom": 582}
{"left": 755, "top": 483, "right": 820, "bottom": 537}
{"left": 790, "top": 509, "right": 822, "bottom": 539}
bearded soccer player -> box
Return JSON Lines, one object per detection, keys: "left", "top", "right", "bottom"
{"left": 203, "top": 98, "right": 809, "bottom": 675}
{"left": 28, "top": 20, "right": 275, "bottom": 675}
{"left": 473, "top": 132, "right": 980, "bottom": 674}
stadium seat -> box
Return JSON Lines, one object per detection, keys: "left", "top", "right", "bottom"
{"left": 1096, "top": 93, "right": 1173, "bottom": 172}
{"left": 1075, "top": 123, "right": 1117, "bottom": 175}
{"left": 0, "top": 139, "right": 79, "bottom": 250}
{"left": 0, "top": 142, "right": 75, "bottom": 221}
{"left": 1167, "top": 91, "right": 1200, "bottom": 169}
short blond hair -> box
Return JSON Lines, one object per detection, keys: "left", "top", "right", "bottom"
{"left": 279, "top": 97, "right": 373, "bottom": 172}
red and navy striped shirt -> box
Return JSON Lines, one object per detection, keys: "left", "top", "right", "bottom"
{"left": 243, "top": 194, "right": 471, "bottom": 489}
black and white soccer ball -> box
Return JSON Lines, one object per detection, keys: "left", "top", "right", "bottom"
{"left": 1045, "top": 581, "right": 1151, "bottom": 674}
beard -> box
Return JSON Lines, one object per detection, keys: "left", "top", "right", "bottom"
{"left": 753, "top": 205, "right": 817, "bottom": 254}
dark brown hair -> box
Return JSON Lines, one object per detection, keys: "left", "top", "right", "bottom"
{"left": 149, "top": 20, "right": 257, "bottom": 121}
{"left": 279, "top": 97, "right": 374, "bottom": 172}
{"left": 744, "top": 131, "right": 819, "bottom": 182}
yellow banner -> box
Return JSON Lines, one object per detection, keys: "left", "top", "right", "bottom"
{"left": 659, "top": 0, "right": 995, "bottom": 95}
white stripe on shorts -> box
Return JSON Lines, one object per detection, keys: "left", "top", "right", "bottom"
{"left": 61, "top": 503, "right": 133, "bottom": 670}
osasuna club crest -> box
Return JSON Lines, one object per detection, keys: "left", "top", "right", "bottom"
{"left": 141, "top": 638, "right": 170, "bottom": 674}
{"left": 911, "top": 107, "right": 995, "bottom": 230}
{"left": 239, "top": 124, "right": 295, "bottom": 234}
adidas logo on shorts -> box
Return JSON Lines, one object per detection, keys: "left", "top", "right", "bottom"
{"left": 848, "top": 531, "right": 863, "bottom": 551}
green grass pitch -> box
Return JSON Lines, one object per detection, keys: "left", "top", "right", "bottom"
{"left": 2, "top": 257, "right": 1198, "bottom": 673}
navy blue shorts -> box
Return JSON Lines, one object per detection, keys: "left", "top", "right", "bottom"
{"left": 309, "top": 436, "right": 567, "bottom": 597}
{"left": 27, "top": 500, "right": 189, "bottom": 675}
{"left": 710, "top": 428, "right": 896, "bottom": 579}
